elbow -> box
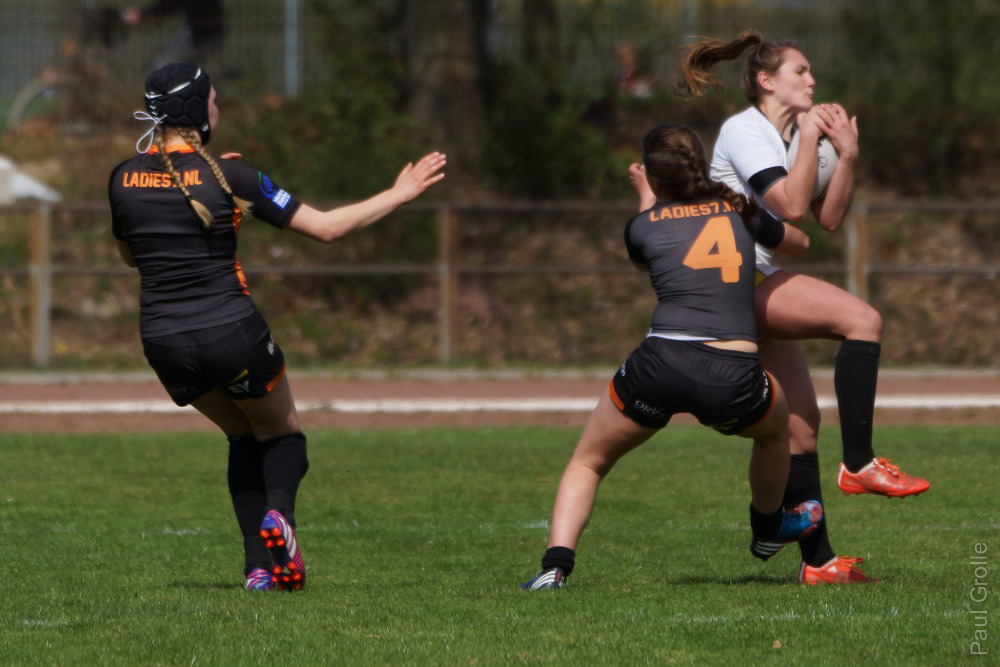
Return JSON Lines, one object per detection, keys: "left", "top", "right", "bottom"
{"left": 784, "top": 207, "right": 809, "bottom": 224}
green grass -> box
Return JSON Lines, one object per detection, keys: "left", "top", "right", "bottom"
{"left": 0, "top": 426, "right": 995, "bottom": 665}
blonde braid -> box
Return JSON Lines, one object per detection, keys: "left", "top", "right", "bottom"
{"left": 178, "top": 128, "right": 254, "bottom": 220}
{"left": 155, "top": 126, "right": 214, "bottom": 228}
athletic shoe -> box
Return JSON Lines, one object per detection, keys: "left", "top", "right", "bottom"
{"left": 837, "top": 458, "right": 930, "bottom": 497}
{"left": 798, "top": 556, "right": 877, "bottom": 585}
{"left": 750, "top": 500, "right": 824, "bottom": 561}
{"left": 245, "top": 567, "right": 275, "bottom": 591}
{"left": 520, "top": 567, "right": 567, "bottom": 590}
{"left": 260, "top": 510, "right": 306, "bottom": 591}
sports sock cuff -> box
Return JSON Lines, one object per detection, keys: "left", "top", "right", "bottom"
{"left": 749, "top": 503, "right": 783, "bottom": 539}
{"left": 839, "top": 339, "right": 881, "bottom": 358}
{"left": 541, "top": 546, "right": 576, "bottom": 576}
{"left": 790, "top": 452, "right": 819, "bottom": 469}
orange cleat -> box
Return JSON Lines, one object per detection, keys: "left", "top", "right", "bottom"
{"left": 837, "top": 458, "right": 930, "bottom": 498}
{"left": 798, "top": 556, "right": 877, "bottom": 585}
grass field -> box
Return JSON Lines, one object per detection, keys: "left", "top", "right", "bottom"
{"left": 0, "top": 425, "right": 995, "bottom": 665}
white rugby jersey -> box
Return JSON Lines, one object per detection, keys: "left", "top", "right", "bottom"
{"left": 710, "top": 107, "right": 788, "bottom": 266}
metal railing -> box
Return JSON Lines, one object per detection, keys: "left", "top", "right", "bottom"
{"left": 5, "top": 198, "right": 1000, "bottom": 367}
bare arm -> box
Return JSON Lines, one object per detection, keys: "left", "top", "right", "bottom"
{"left": 287, "top": 152, "right": 446, "bottom": 243}
{"left": 761, "top": 107, "right": 824, "bottom": 222}
{"left": 629, "top": 163, "right": 656, "bottom": 211}
{"left": 810, "top": 104, "right": 858, "bottom": 231}
{"left": 775, "top": 222, "right": 810, "bottom": 257}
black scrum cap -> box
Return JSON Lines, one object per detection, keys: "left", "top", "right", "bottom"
{"left": 144, "top": 63, "right": 212, "bottom": 144}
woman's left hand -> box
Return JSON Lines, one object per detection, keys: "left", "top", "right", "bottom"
{"left": 393, "top": 152, "right": 447, "bottom": 202}
{"left": 815, "top": 103, "right": 859, "bottom": 162}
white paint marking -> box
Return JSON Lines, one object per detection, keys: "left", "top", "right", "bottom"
{"left": 0, "top": 395, "right": 1000, "bottom": 415}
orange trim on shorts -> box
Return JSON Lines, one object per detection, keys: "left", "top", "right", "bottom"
{"left": 744, "top": 369, "right": 779, "bottom": 431}
{"left": 267, "top": 364, "right": 287, "bottom": 392}
{"left": 608, "top": 379, "right": 625, "bottom": 411}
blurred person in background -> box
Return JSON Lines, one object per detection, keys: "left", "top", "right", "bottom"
{"left": 109, "top": 63, "right": 446, "bottom": 591}
{"left": 122, "top": 0, "right": 225, "bottom": 70}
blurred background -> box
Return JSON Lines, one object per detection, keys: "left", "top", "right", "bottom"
{"left": 2, "top": 0, "right": 999, "bottom": 371}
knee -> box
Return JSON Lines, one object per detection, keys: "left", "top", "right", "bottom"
{"left": 848, "top": 303, "right": 882, "bottom": 342}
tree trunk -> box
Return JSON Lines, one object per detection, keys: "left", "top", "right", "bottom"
{"left": 405, "top": 0, "right": 486, "bottom": 193}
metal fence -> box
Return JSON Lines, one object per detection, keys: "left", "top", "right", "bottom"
{"left": 2, "top": 0, "right": 878, "bottom": 127}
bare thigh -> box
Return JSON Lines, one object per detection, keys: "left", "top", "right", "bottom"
{"left": 755, "top": 271, "right": 881, "bottom": 341}
{"left": 191, "top": 375, "right": 301, "bottom": 442}
{"left": 758, "top": 338, "right": 820, "bottom": 455}
{"left": 568, "top": 392, "right": 659, "bottom": 476}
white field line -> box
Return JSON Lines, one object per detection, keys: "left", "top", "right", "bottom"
{"left": 1, "top": 395, "right": 1000, "bottom": 415}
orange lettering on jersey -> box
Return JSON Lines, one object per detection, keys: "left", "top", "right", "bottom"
{"left": 182, "top": 170, "right": 203, "bottom": 186}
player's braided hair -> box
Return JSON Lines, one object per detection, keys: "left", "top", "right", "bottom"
{"left": 675, "top": 30, "right": 799, "bottom": 105}
{"left": 153, "top": 125, "right": 253, "bottom": 229}
{"left": 642, "top": 123, "right": 759, "bottom": 224}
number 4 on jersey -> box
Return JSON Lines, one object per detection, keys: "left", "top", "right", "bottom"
{"left": 682, "top": 216, "right": 743, "bottom": 283}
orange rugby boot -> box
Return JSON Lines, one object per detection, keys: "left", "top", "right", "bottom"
{"left": 837, "top": 458, "right": 930, "bottom": 498}
{"left": 798, "top": 556, "right": 877, "bottom": 585}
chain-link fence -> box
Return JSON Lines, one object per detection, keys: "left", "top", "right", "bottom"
{"left": 2, "top": 0, "right": 876, "bottom": 130}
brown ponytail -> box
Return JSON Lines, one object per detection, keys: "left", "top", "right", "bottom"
{"left": 642, "top": 123, "right": 759, "bottom": 224}
{"left": 676, "top": 30, "right": 798, "bottom": 105}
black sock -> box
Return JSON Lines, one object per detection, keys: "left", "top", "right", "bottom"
{"left": 227, "top": 435, "right": 270, "bottom": 570}
{"left": 261, "top": 432, "right": 309, "bottom": 527}
{"left": 835, "top": 340, "right": 880, "bottom": 472}
{"left": 783, "top": 453, "right": 836, "bottom": 567}
{"left": 541, "top": 546, "right": 576, "bottom": 576}
{"left": 749, "top": 503, "right": 783, "bottom": 539}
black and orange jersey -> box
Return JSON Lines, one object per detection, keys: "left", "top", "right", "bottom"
{"left": 109, "top": 146, "right": 302, "bottom": 338}
{"left": 624, "top": 197, "right": 759, "bottom": 342}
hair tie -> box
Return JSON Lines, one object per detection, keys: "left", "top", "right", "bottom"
{"left": 133, "top": 110, "right": 165, "bottom": 154}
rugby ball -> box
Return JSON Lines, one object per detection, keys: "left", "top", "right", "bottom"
{"left": 786, "top": 130, "right": 839, "bottom": 200}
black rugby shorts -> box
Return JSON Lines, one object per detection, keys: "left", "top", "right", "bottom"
{"left": 609, "top": 337, "right": 775, "bottom": 435}
{"left": 141, "top": 311, "right": 286, "bottom": 406}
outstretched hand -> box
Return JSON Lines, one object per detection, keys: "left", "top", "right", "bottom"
{"left": 629, "top": 163, "right": 657, "bottom": 211}
{"left": 393, "top": 152, "right": 447, "bottom": 202}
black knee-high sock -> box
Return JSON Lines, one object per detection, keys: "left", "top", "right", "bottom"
{"left": 261, "top": 432, "right": 309, "bottom": 527}
{"left": 835, "top": 340, "right": 880, "bottom": 472}
{"left": 784, "top": 453, "right": 835, "bottom": 567}
{"left": 227, "top": 435, "right": 270, "bottom": 571}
